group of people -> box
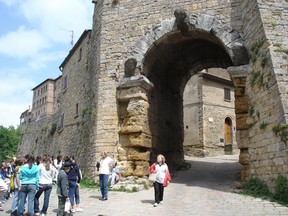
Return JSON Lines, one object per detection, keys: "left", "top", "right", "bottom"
{"left": 97, "top": 151, "right": 171, "bottom": 208}
{"left": 0, "top": 152, "right": 171, "bottom": 215}
{"left": 0, "top": 154, "right": 84, "bottom": 216}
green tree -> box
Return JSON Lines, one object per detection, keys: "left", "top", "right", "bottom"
{"left": 0, "top": 125, "right": 20, "bottom": 162}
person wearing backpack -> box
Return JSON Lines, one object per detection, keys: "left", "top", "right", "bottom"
{"left": 10, "top": 157, "right": 25, "bottom": 216}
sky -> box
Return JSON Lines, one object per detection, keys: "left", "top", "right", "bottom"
{"left": 0, "top": 0, "right": 94, "bottom": 127}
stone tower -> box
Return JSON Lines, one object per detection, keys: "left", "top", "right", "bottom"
{"left": 19, "top": 0, "right": 288, "bottom": 185}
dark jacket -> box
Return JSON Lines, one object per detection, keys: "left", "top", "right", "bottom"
{"left": 57, "top": 170, "right": 68, "bottom": 197}
{"left": 66, "top": 163, "right": 81, "bottom": 183}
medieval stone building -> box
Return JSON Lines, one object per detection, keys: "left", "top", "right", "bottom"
{"left": 183, "top": 68, "right": 237, "bottom": 157}
{"left": 19, "top": 0, "right": 288, "bottom": 186}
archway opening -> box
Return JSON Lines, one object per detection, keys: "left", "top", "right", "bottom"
{"left": 144, "top": 32, "right": 235, "bottom": 169}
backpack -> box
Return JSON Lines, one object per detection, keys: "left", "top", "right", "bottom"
{"left": 9, "top": 174, "right": 15, "bottom": 190}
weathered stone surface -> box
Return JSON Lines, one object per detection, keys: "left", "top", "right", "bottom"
{"left": 236, "top": 114, "right": 248, "bottom": 130}
{"left": 239, "top": 148, "right": 249, "bottom": 165}
{"left": 19, "top": 0, "right": 288, "bottom": 187}
{"left": 234, "top": 95, "right": 249, "bottom": 114}
{"left": 133, "top": 161, "right": 150, "bottom": 177}
{"left": 236, "top": 130, "right": 250, "bottom": 149}
{"left": 117, "top": 146, "right": 150, "bottom": 161}
{"left": 119, "top": 133, "right": 152, "bottom": 148}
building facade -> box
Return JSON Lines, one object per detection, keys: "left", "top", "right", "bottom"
{"left": 19, "top": 0, "right": 288, "bottom": 186}
{"left": 183, "top": 68, "right": 237, "bottom": 157}
{"left": 31, "top": 78, "right": 59, "bottom": 122}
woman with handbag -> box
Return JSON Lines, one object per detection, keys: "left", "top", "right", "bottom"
{"left": 149, "top": 154, "right": 171, "bottom": 207}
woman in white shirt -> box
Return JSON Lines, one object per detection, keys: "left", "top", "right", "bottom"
{"left": 98, "top": 151, "right": 113, "bottom": 201}
{"left": 34, "top": 156, "right": 57, "bottom": 216}
{"left": 149, "top": 154, "right": 171, "bottom": 207}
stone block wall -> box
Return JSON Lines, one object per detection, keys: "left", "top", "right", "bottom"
{"left": 19, "top": 0, "right": 288, "bottom": 184}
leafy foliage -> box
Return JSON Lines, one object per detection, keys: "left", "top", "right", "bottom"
{"left": 274, "top": 175, "right": 288, "bottom": 204}
{"left": 242, "top": 176, "right": 271, "bottom": 198}
{"left": 0, "top": 125, "right": 20, "bottom": 162}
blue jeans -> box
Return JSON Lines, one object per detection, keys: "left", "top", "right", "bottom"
{"left": 68, "top": 180, "right": 77, "bottom": 206}
{"left": 75, "top": 184, "right": 80, "bottom": 205}
{"left": 11, "top": 188, "right": 19, "bottom": 212}
{"left": 34, "top": 184, "right": 52, "bottom": 214}
{"left": 99, "top": 174, "right": 109, "bottom": 199}
{"left": 18, "top": 184, "right": 36, "bottom": 216}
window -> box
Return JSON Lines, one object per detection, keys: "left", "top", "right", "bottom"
{"left": 60, "top": 113, "right": 65, "bottom": 130}
{"left": 76, "top": 103, "right": 79, "bottom": 116}
{"left": 78, "top": 47, "right": 82, "bottom": 61}
{"left": 224, "top": 88, "right": 231, "bottom": 101}
{"left": 63, "top": 75, "right": 68, "bottom": 90}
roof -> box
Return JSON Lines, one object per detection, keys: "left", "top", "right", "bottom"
{"left": 32, "top": 78, "right": 55, "bottom": 91}
{"left": 59, "top": 29, "right": 92, "bottom": 70}
{"left": 201, "top": 73, "right": 233, "bottom": 86}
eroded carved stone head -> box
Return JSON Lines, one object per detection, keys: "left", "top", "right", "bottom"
{"left": 124, "top": 58, "right": 137, "bottom": 77}
{"left": 174, "top": 8, "right": 189, "bottom": 33}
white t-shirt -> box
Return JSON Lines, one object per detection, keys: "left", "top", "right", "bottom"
{"left": 155, "top": 163, "right": 168, "bottom": 184}
{"left": 39, "top": 163, "right": 57, "bottom": 185}
{"left": 99, "top": 157, "right": 113, "bottom": 175}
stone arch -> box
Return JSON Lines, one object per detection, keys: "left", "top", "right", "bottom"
{"left": 131, "top": 12, "right": 248, "bottom": 74}
{"left": 117, "top": 11, "right": 250, "bottom": 177}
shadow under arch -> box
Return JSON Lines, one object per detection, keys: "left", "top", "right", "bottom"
{"left": 135, "top": 13, "right": 249, "bottom": 169}
{"left": 117, "top": 12, "right": 249, "bottom": 175}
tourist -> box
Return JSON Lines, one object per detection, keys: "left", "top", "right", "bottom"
{"left": 149, "top": 154, "right": 171, "bottom": 207}
{"left": 57, "top": 162, "right": 69, "bottom": 216}
{"left": 34, "top": 155, "right": 57, "bottom": 216}
{"left": 63, "top": 156, "right": 82, "bottom": 213}
{"left": 0, "top": 161, "right": 11, "bottom": 202}
{"left": 10, "top": 157, "right": 25, "bottom": 216}
{"left": 35, "top": 156, "right": 42, "bottom": 166}
{"left": 18, "top": 155, "right": 39, "bottom": 216}
{"left": 109, "top": 161, "right": 120, "bottom": 187}
{"left": 53, "top": 155, "right": 63, "bottom": 172}
{"left": 53, "top": 155, "right": 63, "bottom": 182}
{"left": 98, "top": 151, "right": 113, "bottom": 201}
{"left": 70, "top": 156, "right": 83, "bottom": 212}
{"left": 0, "top": 178, "right": 8, "bottom": 211}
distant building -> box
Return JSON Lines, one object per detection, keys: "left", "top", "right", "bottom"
{"left": 183, "top": 68, "right": 236, "bottom": 156}
{"left": 20, "top": 108, "right": 32, "bottom": 126}
{"left": 31, "top": 77, "right": 62, "bottom": 122}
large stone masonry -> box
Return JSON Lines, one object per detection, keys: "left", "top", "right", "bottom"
{"left": 228, "top": 65, "right": 251, "bottom": 182}
{"left": 117, "top": 69, "right": 154, "bottom": 176}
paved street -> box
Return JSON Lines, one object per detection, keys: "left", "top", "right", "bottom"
{"left": 2, "top": 155, "right": 288, "bottom": 216}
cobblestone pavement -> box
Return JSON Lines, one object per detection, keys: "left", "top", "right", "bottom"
{"left": 2, "top": 155, "right": 288, "bottom": 216}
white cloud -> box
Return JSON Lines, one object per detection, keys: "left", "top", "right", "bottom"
{"left": 0, "top": 26, "right": 50, "bottom": 58}
{"left": 0, "top": 74, "right": 35, "bottom": 127}
{"left": 0, "top": 0, "right": 94, "bottom": 127}
{"left": 20, "top": 0, "right": 93, "bottom": 44}
{"left": 26, "top": 50, "right": 67, "bottom": 71}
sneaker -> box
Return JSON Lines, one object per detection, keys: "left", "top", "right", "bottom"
{"left": 160, "top": 201, "right": 164, "bottom": 204}
{"left": 75, "top": 208, "right": 84, "bottom": 212}
{"left": 153, "top": 203, "right": 158, "bottom": 207}
{"left": 40, "top": 214, "right": 46, "bottom": 216}
{"left": 34, "top": 213, "right": 40, "bottom": 216}
{"left": 102, "top": 197, "right": 108, "bottom": 201}
{"left": 71, "top": 208, "right": 76, "bottom": 213}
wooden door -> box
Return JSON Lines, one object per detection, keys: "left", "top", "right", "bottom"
{"left": 224, "top": 118, "right": 232, "bottom": 145}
